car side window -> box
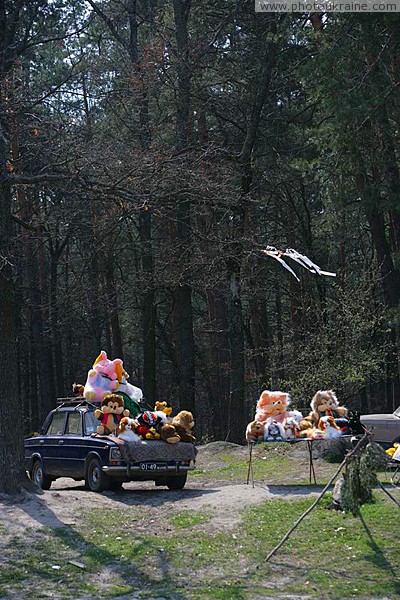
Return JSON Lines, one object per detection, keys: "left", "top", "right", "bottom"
{"left": 66, "top": 412, "right": 82, "bottom": 436}
{"left": 84, "top": 411, "right": 98, "bottom": 436}
{"left": 46, "top": 412, "right": 67, "bottom": 436}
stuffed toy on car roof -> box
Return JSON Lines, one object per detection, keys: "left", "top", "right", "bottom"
{"left": 94, "top": 393, "right": 130, "bottom": 435}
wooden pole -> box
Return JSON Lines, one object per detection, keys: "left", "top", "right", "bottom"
{"left": 246, "top": 442, "right": 254, "bottom": 487}
{"left": 377, "top": 480, "right": 400, "bottom": 509}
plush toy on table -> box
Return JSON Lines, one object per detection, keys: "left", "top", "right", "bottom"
{"left": 301, "top": 390, "right": 348, "bottom": 430}
{"left": 246, "top": 420, "right": 265, "bottom": 443}
{"left": 299, "top": 426, "right": 326, "bottom": 440}
{"left": 117, "top": 417, "right": 141, "bottom": 442}
{"left": 84, "top": 351, "right": 123, "bottom": 402}
{"left": 282, "top": 416, "right": 300, "bottom": 440}
{"left": 94, "top": 393, "right": 130, "bottom": 435}
{"left": 318, "top": 415, "right": 342, "bottom": 439}
{"left": 264, "top": 419, "right": 286, "bottom": 441}
{"left": 255, "top": 390, "right": 303, "bottom": 425}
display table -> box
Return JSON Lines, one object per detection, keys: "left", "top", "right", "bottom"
{"left": 246, "top": 436, "right": 358, "bottom": 486}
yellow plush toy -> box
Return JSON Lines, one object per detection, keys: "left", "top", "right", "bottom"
{"left": 386, "top": 443, "right": 399, "bottom": 457}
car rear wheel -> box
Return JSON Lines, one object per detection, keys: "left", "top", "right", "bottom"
{"left": 166, "top": 474, "right": 187, "bottom": 490}
{"left": 31, "top": 460, "right": 52, "bottom": 490}
{"left": 85, "top": 457, "right": 111, "bottom": 492}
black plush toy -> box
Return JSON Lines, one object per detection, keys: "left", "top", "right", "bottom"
{"left": 345, "top": 410, "right": 365, "bottom": 435}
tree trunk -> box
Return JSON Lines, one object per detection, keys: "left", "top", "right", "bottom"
{"left": 128, "top": 0, "right": 157, "bottom": 403}
{"left": 140, "top": 207, "right": 157, "bottom": 404}
{"left": 172, "top": 0, "right": 195, "bottom": 413}
{"left": 0, "top": 117, "right": 35, "bottom": 493}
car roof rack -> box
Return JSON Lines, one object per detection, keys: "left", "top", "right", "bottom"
{"left": 55, "top": 397, "right": 98, "bottom": 410}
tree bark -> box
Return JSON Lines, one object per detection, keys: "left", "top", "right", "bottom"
{"left": 0, "top": 112, "right": 35, "bottom": 494}
{"left": 172, "top": 0, "right": 195, "bottom": 413}
{"left": 128, "top": 0, "right": 157, "bottom": 401}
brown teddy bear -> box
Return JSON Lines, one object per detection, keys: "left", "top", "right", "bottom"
{"left": 245, "top": 420, "right": 265, "bottom": 442}
{"left": 172, "top": 411, "right": 196, "bottom": 443}
{"left": 94, "top": 393, "right": 130, "bottom": 435}
{"left": 159, "top": 423, "right": 181, "bottom": 444}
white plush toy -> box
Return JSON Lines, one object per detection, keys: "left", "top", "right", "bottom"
{"left": 117, "top": 417, "right": 141, "bottom": 442}
{"left": 118, "top": 370, "right": 143, "bottom": 403}
{"left": 319, "top": 416, "right": 342, "bottom": 439}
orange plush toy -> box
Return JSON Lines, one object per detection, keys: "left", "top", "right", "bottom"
{"left": 255, "top": 390, "right": 302, "bottom": 425}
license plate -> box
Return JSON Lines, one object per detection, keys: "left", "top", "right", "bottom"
{"left": 139, "top": 462, "right": 167, "bottom": 471}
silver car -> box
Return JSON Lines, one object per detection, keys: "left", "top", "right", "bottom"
{"left": 360, "top": 406, "right": 400, "bottom": 447}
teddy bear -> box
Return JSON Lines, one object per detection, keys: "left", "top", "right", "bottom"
{"left": 245, "top": 420, "right": 265, "bottom": 443}
{"left": 158, "top": 423, "right": 181, "bottom": 444}
{"left": 301, "top": 390, "right": 347, "bottom": 429}
{"left": 117, "top": 417, "right": 141, "bottom": 442}
{"left": 94, "top": 393, "right": 130, "bottom": 435}
{"left": 171, "top": 411, "right": 196, "bottom": 443}
{"left": 255, "top": 390, "right": 303, "bottom": 425}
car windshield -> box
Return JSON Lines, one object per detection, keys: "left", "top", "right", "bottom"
{"left": 394, "top": 406, "right": 400, "bottom": 418}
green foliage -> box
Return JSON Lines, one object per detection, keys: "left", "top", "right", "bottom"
{"left": 341, "top": 443, "right": 389, "bottom": 515}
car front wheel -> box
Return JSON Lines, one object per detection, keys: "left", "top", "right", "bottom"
{"left": 166, "top": 474, "right": 187, "bottom": 490}
{"left": 31, "top": 460, "right": 52, "bottom": 490}
{"left": 85, "top": 457, "right": 111, "bottom": 492}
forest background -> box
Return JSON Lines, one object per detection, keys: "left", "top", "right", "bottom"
{"left": 1, "top": 0, "right": 400, "bottom": 448}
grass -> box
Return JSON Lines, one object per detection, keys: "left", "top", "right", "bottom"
{"left": 1, "top": 445, "right": 399, "bottom": 598}
{"left": 192, "top": 444, "right": 303, "bottom": 482}
{"left": 2, "top": 493, "right": 399, "bottom": 599}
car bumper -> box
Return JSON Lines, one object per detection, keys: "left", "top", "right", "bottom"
{"left": 102, "top": 464, "right": 195, "bottom": 476}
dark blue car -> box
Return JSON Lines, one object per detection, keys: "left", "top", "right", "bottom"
{"left": 25, "top": 399, "right": 195, "bottom": 492}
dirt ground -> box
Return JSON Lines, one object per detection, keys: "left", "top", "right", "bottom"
{"left": 0, "top": 441, "right": 333, "bottom": 536}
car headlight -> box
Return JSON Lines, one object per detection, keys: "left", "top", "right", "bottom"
{"left": 110, "top": 448, "right": 122, "bottom": 461}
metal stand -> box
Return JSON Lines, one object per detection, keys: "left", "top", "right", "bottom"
{"left": 246, "top": 442, "right": 255, "bottom": 488}
{"left": 246, "top": 439, "right": 317, "bottom": 485}
{"left": 307, "top": 439, "right": 317, "bottom": 484}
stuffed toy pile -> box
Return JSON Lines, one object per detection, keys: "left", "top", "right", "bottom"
{"left": 246, "top": 388, "right": 348, "bottom": 443}
{"left": 79, "top": 351, "right": 196, "bottom": 446}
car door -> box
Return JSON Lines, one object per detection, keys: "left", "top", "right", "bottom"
{"left": 387, "top": 416, "right": 400, "bottom": 444}
{"left": 42, "top": 411, "right": 68, "bottom": 476}
{"left": 61, "top": 411, "right": 86, "bottom": 477}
